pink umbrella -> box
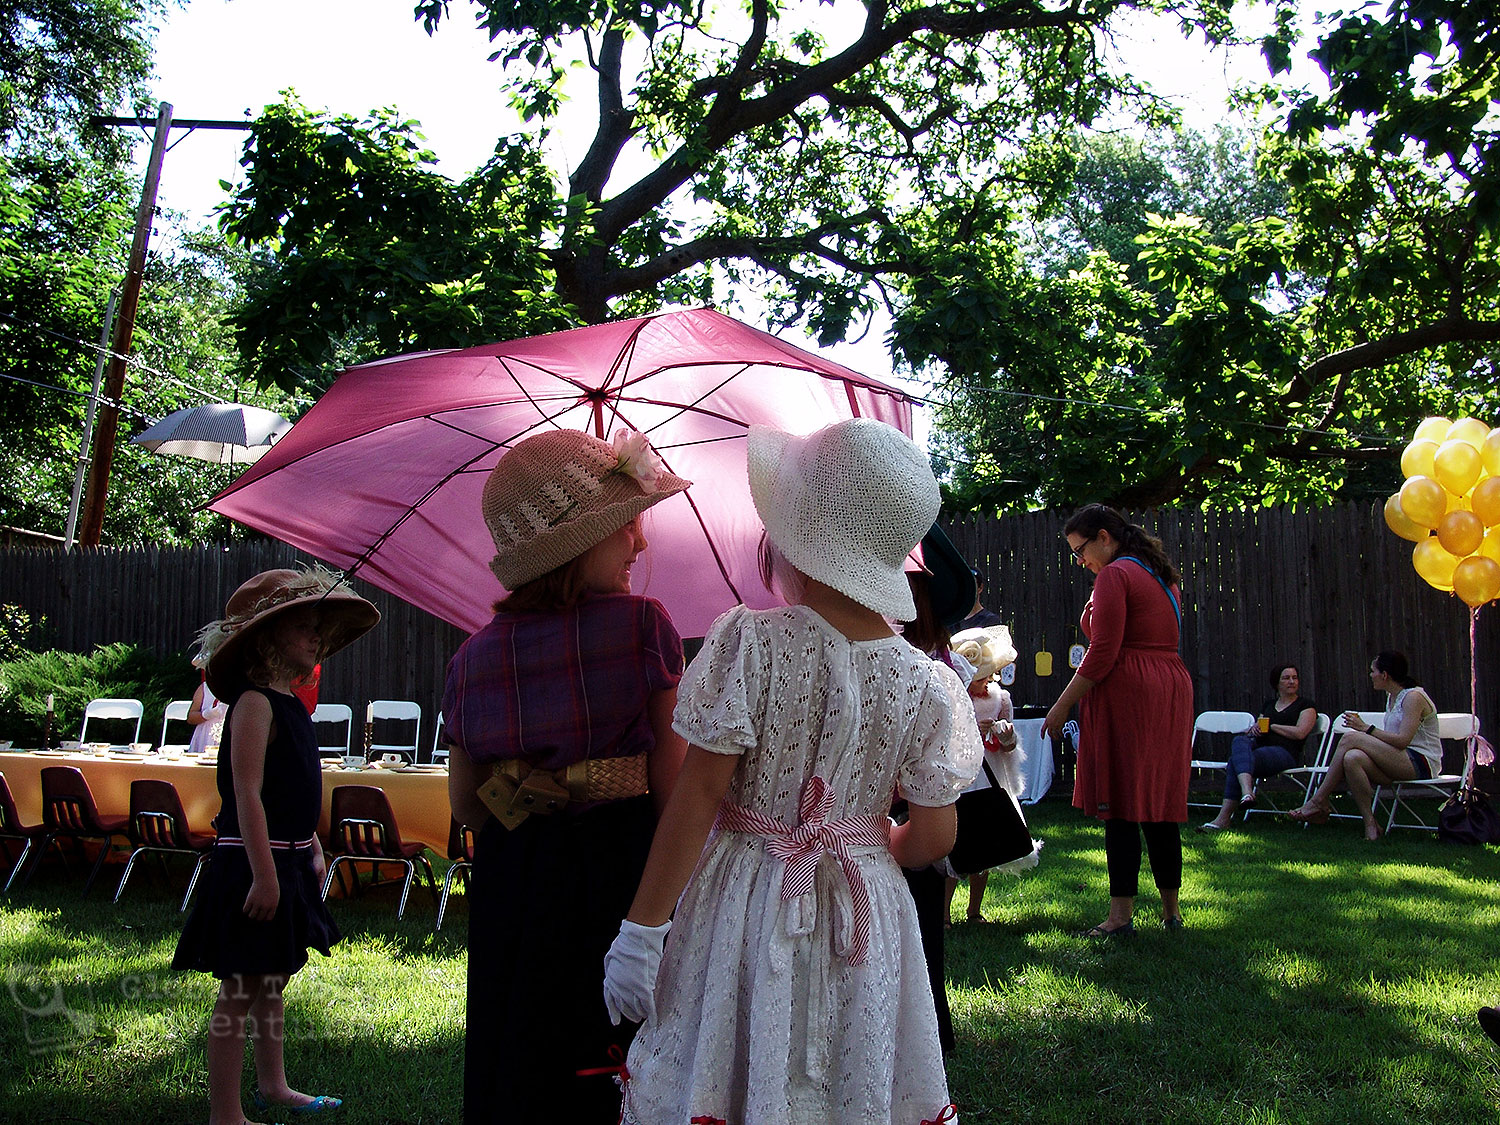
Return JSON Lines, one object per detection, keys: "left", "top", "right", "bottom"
{"left": 210, "top": 308, "right": 917, "bottom": 637}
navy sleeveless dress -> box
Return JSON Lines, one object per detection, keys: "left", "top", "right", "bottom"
{"left": 173, "top": 682, "right": 340, "bottom": 978}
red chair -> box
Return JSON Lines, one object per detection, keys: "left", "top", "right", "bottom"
{"left": 321, "top": 785, "right": 437, "bottom": 920}
{"left": 0, "top": 772, "right": 48, "bottom": 894}
{"left": 36, "top": 766, "right": 132, "bottom": 895}
{"left": 435, "top": 819, "right": 475, "bottom": 932}
{"left": 113, "top": 779, "right": 216, "bottom": 910}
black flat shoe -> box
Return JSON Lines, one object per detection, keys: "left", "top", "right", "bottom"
{"left": 1163, "top": 915, "right": 1185, "bottom": 931}
{"left": 1479, "top": 1006, "right": 1500, "bottom": 1047}
{"left": 1077, "top": 920, "right": 1134, "bottom": 939}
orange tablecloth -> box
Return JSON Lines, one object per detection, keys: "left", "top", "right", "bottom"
{"left": 0, "top": 750, "right": 452, "bottom": 853}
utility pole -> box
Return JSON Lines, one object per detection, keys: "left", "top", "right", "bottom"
{"left": 77, "top": 101, "right": 173, "bottom": 546}
{"left": 77, "top": 107, "right": 255, "bottom": 546}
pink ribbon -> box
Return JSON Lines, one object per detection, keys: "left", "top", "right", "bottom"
{"left": 921, "top": 1106, "right": 959, "bottom": 1125}
{"left": 716, "top": 775, "right": 890, "bottom": 966}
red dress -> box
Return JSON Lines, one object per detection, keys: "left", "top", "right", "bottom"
{"left": 1072, "top": 558, "right": 1193, "bottom": 823}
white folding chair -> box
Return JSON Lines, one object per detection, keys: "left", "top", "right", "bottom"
{"left": 1274, "top": 711, "right": 1384, "bottom": 823}
{"left": 369, "top": 700, "right": 421, "bottom": 764}
{"left": 431, "top": 711, "right": 448, "bottom": 766}
{"left": 158, "top": 700, "right": 193, "bottom": 752}
{"left": 1385, "top": 713, "right": 1481, "bottom": 833}
{"left": 1188, "top": 711, "right": 1255, "bottom": 810}
{"left": 1243, "top": 712, "right": 1331, "bottom": 820}
{"left": 311, "top": 703, "right": 353, "bottom": 758}
{"left": 78, "top": 698, "right": 144, "bottom": 745}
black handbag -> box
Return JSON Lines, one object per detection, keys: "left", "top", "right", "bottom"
{"left": 1438, "top": 786, "right": 1500, "bottom": 846}
{"left": 946, "top": 759, "right": 1035, "bottom": 877}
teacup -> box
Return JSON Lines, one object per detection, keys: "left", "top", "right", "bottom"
{"left": 160, "top": 746, "right": 183, "bottom": 761}
{"left": 60, "top": 740, "right": 81, "bottom": 751}
{"left": 130, "top": 742, "right": 152, "bottom": 754}
{"left": 343, "top": 754, "right": 366, "bottom": 770}
{"left": 381, "top": 752, "right": 404, "bottom": 765}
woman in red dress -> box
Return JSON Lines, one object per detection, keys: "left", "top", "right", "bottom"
{"left": 1044, "top": 504, "right": 1193, "bottom": 937}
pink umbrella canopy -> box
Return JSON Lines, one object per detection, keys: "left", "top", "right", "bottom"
{"left": 210, "top": 308, "right": 918, "bottom": 637}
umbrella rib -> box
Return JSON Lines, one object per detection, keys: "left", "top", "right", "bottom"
{"left": 605, "top": 405, "right": 746, "bottom": 608}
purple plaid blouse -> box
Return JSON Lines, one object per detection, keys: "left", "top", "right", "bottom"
{"left": 441, "top": 593, "right": 683, "bottom": 770}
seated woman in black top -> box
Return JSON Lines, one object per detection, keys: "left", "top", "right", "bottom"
{"left": 1199, "top": 663, "right": 1317, "bottom": 831}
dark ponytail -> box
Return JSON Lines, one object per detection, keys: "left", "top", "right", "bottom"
{"left": 1063, "top": 503, "right": 1181, "bottom": 587}
{"left": 1373, "top": 650, "right": 1418, "bottom": 689}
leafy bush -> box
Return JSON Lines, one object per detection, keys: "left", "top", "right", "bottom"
{"left": 0, "top": 603, "right": 43, "bottom": 663}
{"left": 0, "top": 643, "right": 197, "bottom": 746}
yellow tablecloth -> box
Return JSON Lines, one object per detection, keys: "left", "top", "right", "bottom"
{"left": 0, "top": 750, "right": 453, "bottom": 853}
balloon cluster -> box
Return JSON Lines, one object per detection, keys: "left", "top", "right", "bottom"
{"left": 1385, "top": 416, "right": 1500, "bottom": 608}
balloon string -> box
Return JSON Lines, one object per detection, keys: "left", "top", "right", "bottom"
{"left": 1472, "top": 606, "right": 1481, "bottom": 765}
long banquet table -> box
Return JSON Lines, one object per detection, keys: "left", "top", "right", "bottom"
{"left": 0, "top": 749, "right": 453, "bottom": 853}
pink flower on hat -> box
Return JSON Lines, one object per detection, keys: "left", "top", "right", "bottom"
{"left": 611, "top": 429, "right": 665, "bottom": 494}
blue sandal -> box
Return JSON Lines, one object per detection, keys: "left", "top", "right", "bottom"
{"left": 252, "top": 1089, "right": 344, "bottom": 1115}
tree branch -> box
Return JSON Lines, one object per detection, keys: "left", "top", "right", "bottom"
{"left": 594, "top": 0, "right": 1095, "bottom": 243}
{"left": 1291, "top": 316, "right": 1500, "bottom": 419}
{"left": 603, "top": 210, "right": 913, "bottom": 293}
{"left": 570, "top": 22, "right": 633, "bottom": 202}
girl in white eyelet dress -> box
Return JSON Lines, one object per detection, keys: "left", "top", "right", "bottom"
{"left": 602, "top": 419, "right": 983, "bottom": 1125}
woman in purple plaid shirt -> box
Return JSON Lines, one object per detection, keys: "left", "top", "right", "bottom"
{"left": 442, "top": 428, "right": 691, "bottom": 1123}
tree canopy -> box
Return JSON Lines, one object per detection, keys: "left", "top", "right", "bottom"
{"left": 0, "top": 0, "right": 299, "bottom": 543}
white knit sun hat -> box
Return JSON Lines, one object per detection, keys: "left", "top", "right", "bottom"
{"left": 747, "top": 418, "right": 939, "bottom": 619}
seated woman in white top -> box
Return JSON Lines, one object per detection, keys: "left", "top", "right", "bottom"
{"left": 1289, "top": 650, "right": 1440, "bottom": 840}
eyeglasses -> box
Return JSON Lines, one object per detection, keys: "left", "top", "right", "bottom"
{"left": 1068, "top": 535, "right": 1095, "bottom": 562}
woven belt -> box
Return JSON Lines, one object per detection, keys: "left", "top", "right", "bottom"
{"left": 215, "top": 834, "right": 317, "bottom": 851}
{"left": 478, "top": 752, "right": 649, "bottom": 831}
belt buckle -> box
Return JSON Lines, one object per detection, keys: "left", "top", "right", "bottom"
{"left": 477, "top": 766, "right": 571, "bottom": 830}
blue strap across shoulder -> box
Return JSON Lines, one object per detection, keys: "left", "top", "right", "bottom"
{"left": 1117, "top": 554, "right": 1181, "bottom": 635}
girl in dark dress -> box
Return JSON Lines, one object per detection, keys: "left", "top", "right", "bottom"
{"left": 174, "top": 568, "right": 378, "bottom": 1125}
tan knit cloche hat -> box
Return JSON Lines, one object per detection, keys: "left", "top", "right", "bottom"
{"left": 482, "top": 428, "right": 690, "bottom": 590}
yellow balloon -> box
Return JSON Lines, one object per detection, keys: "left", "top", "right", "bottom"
{"left": 1447, "top": 417, "right": 1491, "bottom": 449}
{"left": 1473, "top": 477, "right": 1500, "bottom": 526}
{"left": 1484, "top": 429, "right": 1500, "bottom": 477}
{"left": 1481, "top": 527, "right": 1500, "bottom": 564}
{"left": 1413, "top": 538, "right": 1460, "bottom": 590}
{"left": 1434, "top": 439, "right": 1483, "bottom": 496}
{"left": 1415, "top": 416, "right": 1453, "bottom": 444}
{"left": 1400, "top": 475, "right": 1447, "bottom": 528}
{"left": 1383, "top": 494, "right": 1428, "bottom": 542}
{"left": 1438, "top": 509, "right": 1484, "bottom": 557}
{"left": 1452, "top": 556, "right": 1500, "bottom": 609}
{"left": 1400, "top": 439, "right": 1439, "bottom": 480}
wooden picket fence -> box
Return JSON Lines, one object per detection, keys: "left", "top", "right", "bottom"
{"left": 2, "top": 501, "right": 1497, "bottom": 742}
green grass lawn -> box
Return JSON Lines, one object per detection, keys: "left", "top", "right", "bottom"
{"left": 5, "top": 800, "right": 1500, "bottom": 1124}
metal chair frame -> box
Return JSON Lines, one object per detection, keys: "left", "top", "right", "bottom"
{"left": 311, "top": 703, "right": 354, "bottom": 758}
{"left": 0, "top": 772, "right": 46, "bottom": 895}
{"left": 436, "top": 820, "right": 474, "bottom": 932}
{"left": 1385, "top": 712, "right": 1482, "bottom": 833}
{"left": 33, "top": 767, "right": 132, "bottom": 895}
{"left": 113, "top": 780, "right": 215, "bottom": 910}
{"left": 321, "top": 786, "right": 437, "bottom": 920}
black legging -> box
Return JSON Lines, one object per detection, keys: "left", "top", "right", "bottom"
{"left": 1103, "top": 818, "right": 1182, "bottom": 899}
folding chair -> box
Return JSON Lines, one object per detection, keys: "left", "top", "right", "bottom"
{"left": 1188, "top": 711, "right": 1255, "bottom": 810}
{"left": 32, "top": 766, "right": 132, "bottom": 894}
{"left": 0, "top": 773, "right": 47, "bottom": 894}
{"left": 1385, "top": 713, "right": 1482, "bottom": 833}
{"left": 321, "top": 785, "right": 437, "bottom": 920}
{"left": 368, "top": 700, "right": 421, "bottom": 764}
{"left": 113, "top": 779, "right": 215, "bottom": 909}
{"left": 1273, "top": 711, "right": 1385, "bottom": 823}
{"left": 310, "top": 703, "right": 353, "bottom": 759}
{"left": 158, "top": 700, "right": 193, "bottom": 753}
{"left": 78, "top": 698, "right": 144, "bottom": 746}
{"left": 1243, "top": 713, "right": 1330, "bottom": 820}
{"left": 431, "top": 711, "right": 448, "bottom": 766}
{"left": 435, "top": 819, "right": 474, "bottom": 932}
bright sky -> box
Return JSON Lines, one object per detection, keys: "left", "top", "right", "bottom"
{"left": 139, "top": 0, "right": 1301, "bottom": 383}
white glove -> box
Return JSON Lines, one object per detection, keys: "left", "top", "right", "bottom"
{"left": 603, "top": 919, "right": 671, "bottom": 1026}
